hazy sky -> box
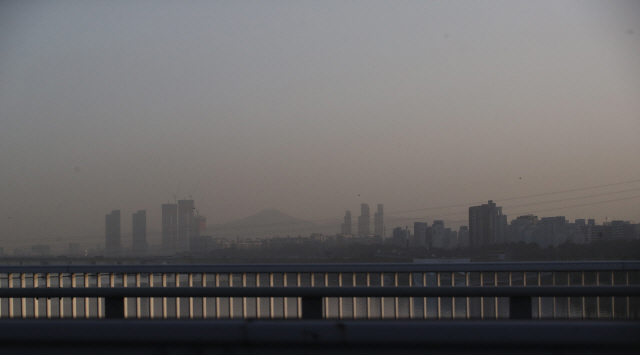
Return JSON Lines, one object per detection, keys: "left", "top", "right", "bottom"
{"left": 1, "top": 1, "right": 639, "bottom": 250}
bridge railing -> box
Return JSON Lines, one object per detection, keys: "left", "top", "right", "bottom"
{"left": 0, "top": 262, "right": 638, "bottom": 320}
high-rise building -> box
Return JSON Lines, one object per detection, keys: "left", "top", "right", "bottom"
{"left": 341, "top": 211, "right": 352, "bottom": 235}
{"left": 509, "top": 215, "right": 537, "bottom": 244}
{"left": 611, "top": 220, "right": 632, "bottom": 240}
{"left": 161, "top": 203, "right": 177, "bottom": 255}
{"left": 413, "top": 222, "right": 428, "bottom": 247}
{"left": 358, "top": 203, "right": 370, "bottom": 237}
{"left": 537, "top": 216, "right": 567, "bottom": 247}
{"left": 458, "top": 226, "right": 470, "bottom": 248}
{"left": 431, "top": 220, "right": 445, "bottom": 249}
{"left": 177, "top": 199, "right": 194, "bottom": 253}
{"left": 443, "top": 228, "right": 457, "bottom": 249}
{"left": 132, "top": 210, "right": 147, "bottom": 255}
{"left": 374, "top": 204, "right": 384, "bottom": 238}
{"left": 392, "top": 227, "right": 409, "bottom": 247}
{"left": 105, "top": 210, "right": 121, "bottom": 257}
{"left": 193, "top": 214, "right": 206, "bottom": 238}
{"left": 468, "top": 200, "right": 506, "bottom": 248}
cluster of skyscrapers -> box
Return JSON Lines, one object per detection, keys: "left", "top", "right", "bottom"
{"left": 399, "top": 200, "right": 639, "bottom": 250}
{"left": 467, "top": 200, "right": 639, "bottom": 248}
{"left": 412, "top": 200, "right": 506, "bottom": 250}
{"left": 161, "top": 200, "right": 206, "bottom": 255}
{"left": 105, "top": 209, "right": 148, "bottom": 257}
{"left": 104, "top": 199, "right": 206, "bottom": 257}
{"left": 341, "top": 203, "right": 385, "bottom": 240}
{"left": 102, "top": 198, "right": 638, "bottom": 257}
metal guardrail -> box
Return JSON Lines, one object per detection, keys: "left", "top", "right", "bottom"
{"left": 1, "top": 260, "right": 639, "bottom": 273}
{"left": 1, "top": 285, "right": 639, "bottom": 320}
{"left": 0, "top": 262, "right": 638, "bottom": 320}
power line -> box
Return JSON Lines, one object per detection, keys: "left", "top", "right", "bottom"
{"left": 385, "top": 179, "right": 640, "bottom": 217}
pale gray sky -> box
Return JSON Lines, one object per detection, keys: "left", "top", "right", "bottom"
{"left": 1, "top": 1, "right": 639, "bottom": 250}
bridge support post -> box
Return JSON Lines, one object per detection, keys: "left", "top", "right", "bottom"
{"left": 105, "top": 297, "right": 125, "bottom": 319}
{"left": 509, "top": 296, "right": 532, "bottom": 319}
{"left": 301, "top": 297, "right": 323, "bottom": 319}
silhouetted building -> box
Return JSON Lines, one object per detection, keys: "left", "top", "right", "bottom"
{"left": 341, "top": 211, "right": 352, "bottom": 235}
{"left": 443, "top": 228, "right": 458, "bottom": 249}
{"left": 573, "top": 219, "right": 588, "bottom": 244}
{"left": 591, "top": 223, "right": 613, "bottom": 242}
{"left": 177, "top": 199, "right": 194, "bottom": 252}
{"left": 132, "top": 210, "right": 147, "bottom": 255}
{"left": 632, "top": 224, "right": 640, "bottom": 240}
{"left": 458, "top": 226, "right": 469, "bottom": 248}
{"left": 105, "top": 210, "right": 121, "bottom": 256}
{"left": 432, "top": 220, "right": 445, "bottom": 248}
{"left": 374, "top": 204, "right": 384, "bottom": 238}
{"left": 358, "top": 203, "right": 370, "bottom": 237}
{"left": 161, "top": 203, "right": 177, "bottom": 255}
{"left": 468, "top": 200, "right": 506, "bottom": 248}
{"left": 538, "top": 216, "right": 566, "bottom": 247}
{"left": 611, "top": 220, "right": 632, "bottom": 240}
{"left": 495, "top": 214, "right": 508, "bottom": 244}
{"left": 413, "top": 222, "right": 428, "bottom": 247}
{"left": 193, "top": 214, "right": 206, "bottom": 238}
{"left": 509, "top": 215, "right": 538, "bottom": 244}
{"left": 392, "top": 227, "right": 409, "bottom": 247}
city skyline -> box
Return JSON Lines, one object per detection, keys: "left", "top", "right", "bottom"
{"left": 1, "top": 184, "right": 639, "bottom": 253}
{"left": 95, "top": 196, "right": 638, "bottom": 255}
{"left": 92, "top": 197, "right": 640, "bottom": 256}
{"left": 2, "top": 193, "right": 638, "bottom": 256}
{"left": 1, "top": 1, "right": 639, "bottom": 251}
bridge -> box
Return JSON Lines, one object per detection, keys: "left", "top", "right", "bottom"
{"left": 0, "top": 261, "right": 638, "bottom": 353}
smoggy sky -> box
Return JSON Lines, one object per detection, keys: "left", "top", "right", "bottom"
{"left": 1, "top": 1, "right": 639, "bottom": 251}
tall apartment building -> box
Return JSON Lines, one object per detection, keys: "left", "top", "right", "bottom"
{"left": 468, "top": 200, "right": 507, "bottom": 248}
{"left": 177, "top": 199, "right": 195, "bottom": 253}
{"left": 458, "top": 226, "right": 470, "bottom": 248}
{"left": 538, "top": 216, "right": 567, "bottom": 247}
{"left": 341, "top": 211, "right": 352, "bottom": 235}
{"left": 431, "top": 220, "right": 445, "bottom": 249}
{"left": 193, "top": 214, "right": 206, "bottom": 238}
{"left": 132, "top": 210, "right": 147, "bottom": 255}
{"left": 105, "top": 210, "right": 121, "bottom": 257}
{"left": 611, "top": 220, "right": 632, "bottom": 240}
{"left": 161, "top": 203, "right": 178, "bottom": 255}
{"left": 392, "top": 227, "right": 409, "bottom": 247}
{"left": 358, "top": 203, "right": 370, "bottom": 237}
{"left": 413, "top": 222, "right": 429, "bottom": 247}
{"left": 509, "top": 215, "right": 538, "bottom": 244}
{"left": 374, "top": 204, "right": 384, "bottom": 238}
